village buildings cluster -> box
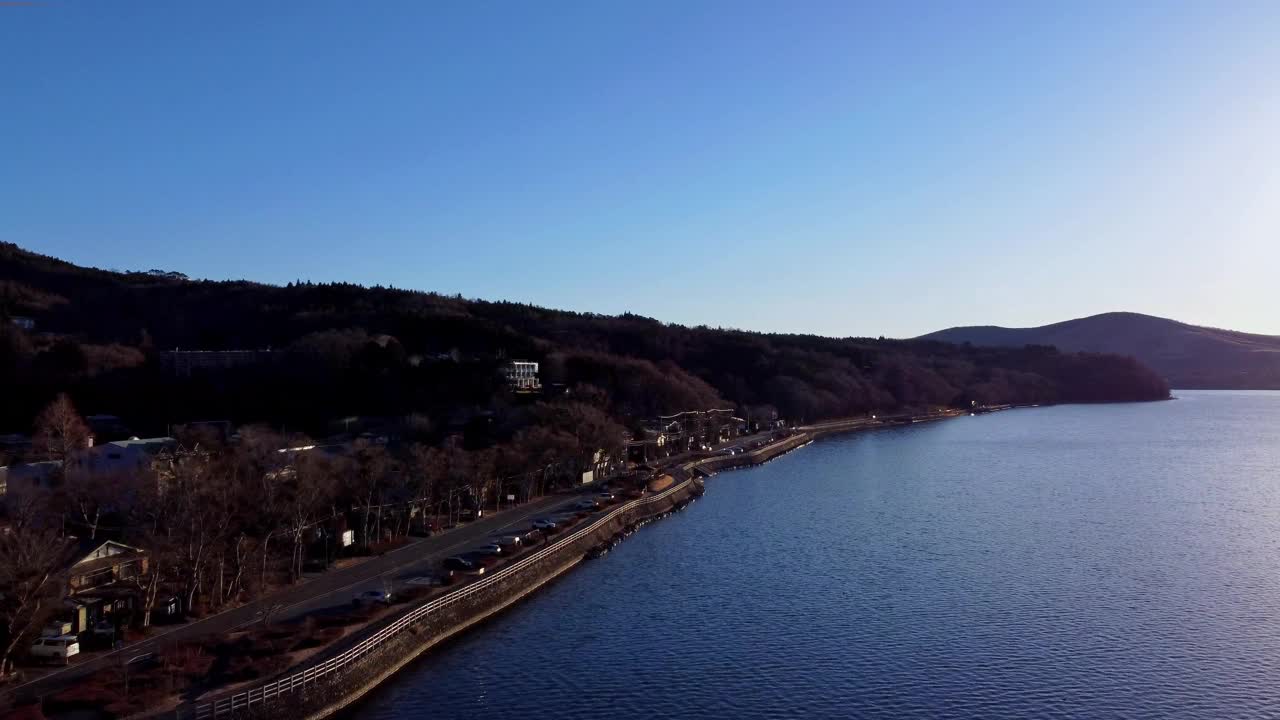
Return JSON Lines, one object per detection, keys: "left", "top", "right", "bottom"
{"left": 0, "top": 365, "right": 782, "bottom": 674}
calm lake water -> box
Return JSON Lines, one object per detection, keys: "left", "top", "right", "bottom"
{"left": 356, "top": 391, "right": 1280, "bottom": 719}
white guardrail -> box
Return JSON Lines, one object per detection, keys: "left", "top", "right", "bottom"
{"left": 192, "top": 479, "right": 693, "bottom": 719}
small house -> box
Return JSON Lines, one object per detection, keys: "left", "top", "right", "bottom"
{"left": 69, "top": 539, "right": 148, "bottom": 593}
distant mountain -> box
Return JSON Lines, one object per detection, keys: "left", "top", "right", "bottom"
{"left": 920, "top": 312, "right": 1280, "bottom": 389}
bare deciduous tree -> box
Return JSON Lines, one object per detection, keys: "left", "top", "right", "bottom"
{"left": 408, "top": 443, "right": 445, "bottom": 530}
{"left": 0, "top": 528, "right": 72, "bottom": 677}
{"left": 442, "top": 444, "right": 472, "bottom": 526}
{"left": 348, "top": 441, "right": 390, "bottom": 547}
{"left": 472, "top": 449, "right": 497, "bottom": 512}
{"left": 57, "top": 470, "right": 129, "bottom": 541}
{"left": 32, "top": 393, "right": 90, "bottom": 468}
{"left": 284, "top": 453, "right": 336, "bottom": 582}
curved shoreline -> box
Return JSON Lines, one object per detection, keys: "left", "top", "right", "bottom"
{"left": 316, "top": 426, "right": 894, "bottom": 717}
{"left": 190, "top": 477, "right": 705, "bottom": 720}
{"left": 188, "top": 416, "right": 959, "bottom": 720}
{"left": 311, "top": 552, "right": 584, "bottom": 720}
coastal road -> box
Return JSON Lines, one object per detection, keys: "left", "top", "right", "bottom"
{"left": 275, "top": 497, "right": 580, "bottom": 619}
{"left": 2, "top": 493, "right": 583, "bottom": 704}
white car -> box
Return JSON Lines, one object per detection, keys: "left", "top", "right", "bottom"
{"left": 532, "top": 518, "right": 557, "bottom": 530}
{"left": 30, "top": 636, "right": 79, "bottom": 665}
{"left": 352, "top": 589, "right": 393, "bottom": 606}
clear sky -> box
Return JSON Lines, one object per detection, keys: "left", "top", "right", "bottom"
{"left": 3, "top": 1, "right": 1278, "bottom": 338}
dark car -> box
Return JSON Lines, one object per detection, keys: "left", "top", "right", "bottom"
{"left": 443, "top": 556, "right": 476, "bottom": 572}
{"left": 461, "top": 550, "right": 500, "bottom": 567}
{"left": 513, "top": 528, "right": 541, "bottom": 543}
{"left": 494, "top": 534, "right": 523, "bottom": 549}
{"left": 352, "top": 589, "right": 393, "bottom": 606}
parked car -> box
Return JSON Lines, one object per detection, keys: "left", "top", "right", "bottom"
{"left": 352, "top": 589, "right": 393, "bottom": 606}
{"left": 494, "top": 535, "right": 523, "bottom": 548}
{"left": 88, "top": 621, "right": 117, "bottom": 650}
{"left": 479, "top": 543, "right": 503, "bottom": 555}
{"left": 41, "top": 621, "right": 73, "bottom": 638}
{"left": 574, "top": 499, "right": 599, "bottom": 511}
{"left": 460, "top": 551, "right": 499, "bottom": 568}
{"left": 532, "top": 518, "right": 558, "bottom": 530}
{"left": 125, "top": 652, "right": 159, "bottom": 672}
{"left": 444, "top": 556, "right": 477, "bottom": 571}
{"left": 29, "top": 636, "right": 79, "bottom": 665}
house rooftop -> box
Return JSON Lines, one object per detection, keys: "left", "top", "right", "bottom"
{"left": 3, "top": 459, "right": 59, "bottom": 470}
{"left": 107, "top": 436, "right": 174, "bottom": 446}
{"left": 276, "top": 443, "right": 346, "bottom": 456}
{"left": 105, "top": 437, "right": 176, "bottom": 452}
{"left": 657, "top": 408, "right": 737, "bottom": 420}
{"left": 73, "top": 537, "right": 144, "bottom": 561}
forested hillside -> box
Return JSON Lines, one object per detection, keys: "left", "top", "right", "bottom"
{"left": 0, "top": 242, "right": 1169, "bottom": 444}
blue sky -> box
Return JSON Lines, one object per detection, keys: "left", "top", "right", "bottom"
{"left": 3, "top": 1, "right": 1277, "bottom": 337}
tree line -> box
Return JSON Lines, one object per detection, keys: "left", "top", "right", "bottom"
{"left": 0, "top": 394, "right": 626, "bottom": 677}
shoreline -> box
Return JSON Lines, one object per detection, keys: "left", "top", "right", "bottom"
{"left": 185, "top": 406, "right": 988, "bottom": 720}
{"left": 188, "top": 477, "right": 704, "bottom": 720}
{"left": 314, "top": 552, "right": 584, "bottom": 720}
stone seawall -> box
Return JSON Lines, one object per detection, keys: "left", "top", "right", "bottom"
{"left": 689, "top": 411, "right": 968, "bottom": 478}
{"left": 691, "top": 432, "right": 812, "bottom": 475}
{"left": 192, "top": 478, "right": 702, "bottom": 720}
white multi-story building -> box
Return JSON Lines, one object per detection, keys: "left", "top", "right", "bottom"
{"left": 160, "top": 350, "right": 274, "bottom": 377}
{"left": 505, "top": 360, "right": 541, "bottom": 392}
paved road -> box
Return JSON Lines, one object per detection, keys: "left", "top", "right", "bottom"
{"left": 2, "top": 493, "right": 581, "bottom": 704}
{"left": 647, "top": 431, "right": 778, "bottom": 473}
{"left": 3, "top": 433, "right": 776, "bottom": 705}
{"left": 278, "top": 497, "right": 579, "bottom": 619}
